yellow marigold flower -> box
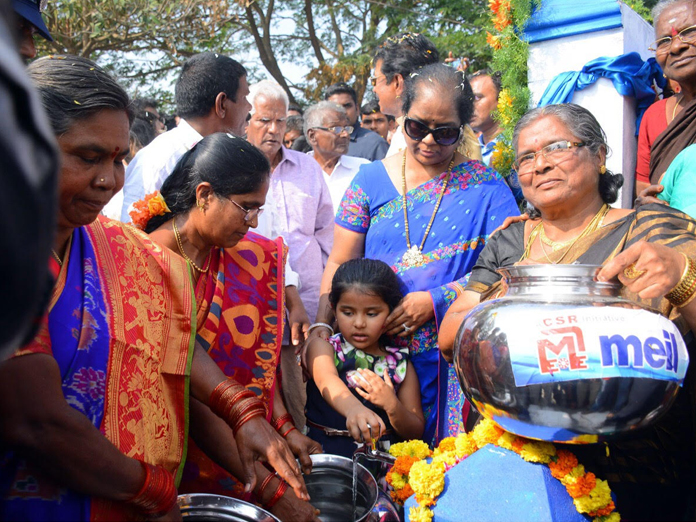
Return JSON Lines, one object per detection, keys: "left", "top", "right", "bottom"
{"left": 496, "top": 431, "right": 517, "bottom": 451}
{"left": 454, "top": 433, "right": 478, "bottom": 458}
{"left": 573, "top": 479, "right": 613, "bottom": 514}
{"left": 435, "top": 437, "right": 456, "bottom": 455}
{"left": 409, "top": 505, "right": 434, "bottom": 522}
{"left": 390, "top": 440, "right": 432, "bottom": 459}
{"left": 596, "top": 512, "right": 621, "bottom": 522}
{"left": 409, "top": 460, "right": 446, "bottom": 503}
{"left": 387, "top": 471, "right": 407, "bottom": 490}
{"left": 486, "top": 31, "right": 503, "bottom": 50}
{"left": 561, "top": 464, "right": 586, "bottom": 486}
{"left": 519, "top": 440, "right": 556, "bottom": 464}
{"left": 471, "top": 419, "right": 504, "bottom": 448}
{"left": 432, "top": 451, "right": 459, "bottom": 468}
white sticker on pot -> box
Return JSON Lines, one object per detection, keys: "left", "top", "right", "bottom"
{"left": 493, "top": 306, "right": 689, "bottom": 387}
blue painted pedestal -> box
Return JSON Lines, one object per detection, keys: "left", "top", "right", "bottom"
{"left": 404, "top": 445, "right": 588, "bottom": 522}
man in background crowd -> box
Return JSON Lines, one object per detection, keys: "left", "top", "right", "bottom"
{"left": 469, "top": 70, "right": 503, "bottom": 166}
{"left": 120, "top": 52, "right": 251, "bottom": 221}
{"left": 12, "top": 0, "right": 51, "bottom": 60}
{"left": 360, "top": 99, "right": 396, "bottom": 143}
{"left": 325, "top": 82, "right": 388, "bottom": 161}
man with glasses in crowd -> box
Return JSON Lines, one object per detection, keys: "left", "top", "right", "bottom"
{"left": 304, "top": 101, "right": 369, "bottom": 213}
{"left": 246, "top": 80, "right": 334, "bottom": 431}
{"left": 325, "top": 83, "right": 388, "bottom": 162}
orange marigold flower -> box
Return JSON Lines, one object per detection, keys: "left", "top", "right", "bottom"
{"left": 589, "top": 500, "right": 616, "bottom": 517}
{"left": 486, "top": 32, "right": 503, "bottom": 50}
{"left": 393, "top": 455, "right": 420, "bottom": 476}
{"left": 566, "top": 472, "right": 597, "bottom": 499}
{"left": 549, "top": 449, "right": 578, "bottom": 480}
{"left": 511, "top": 437, "right": 525, "bottom": 454}
{"left": 129, "top": 191, "right": 171, "bottom": 230}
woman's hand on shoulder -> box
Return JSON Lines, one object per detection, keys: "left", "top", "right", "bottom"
{"left": 345, "top": 404, "right": 386, "bottom": 444}
{"left": 384, "top": 291, "right": 434, "bottom": 337}
{"left": 283, "top": 429, "right": 322, "bottom": 475}
{"left": 353, "top": 368, "right": 398, "bottom": 413}
{"left": 270, "top": 488, "right": 322, "bottom": 522}
{"left": 597, "top": 240, "right": 685, "bottom": 299}
{"left": 634, "top": 184, "right": 666, "bottom": 208}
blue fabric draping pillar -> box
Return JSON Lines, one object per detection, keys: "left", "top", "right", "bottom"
{"left": 536, "top": 52, "right": 666, "bottom": 132}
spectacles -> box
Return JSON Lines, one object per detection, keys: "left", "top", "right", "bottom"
{"left": 228, "top": 198, "right": 264, "bottom": 222}
{"left": 403, "top": 117, "right": 462, "bottom": 146}
{"left": 514, "top": 141, "right": 586, "bottom": 173}
{"left": 649, "top": 25, "right": 696, "bottom": 54}
{"left": 312, "top": 125, "right": 354, "bottom": 135}
{"left": 369, "top": 75, "right": 387, "bottom": 87}
{"left": 142, "top": 110, "right": 165, "bottom": 124}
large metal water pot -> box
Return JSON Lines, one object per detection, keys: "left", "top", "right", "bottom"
{"left": 454, "top": 264, "right": 689, "bottom": 443}
{"left": 305, "top": 454, "right": 400, "bottom": 522}
{"left": 177, "top": 493, "right": 280, "bottom": 521}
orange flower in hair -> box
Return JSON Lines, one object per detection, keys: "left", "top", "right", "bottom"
{"left": 130, "top": 191, "right": 171, "bottom": 230}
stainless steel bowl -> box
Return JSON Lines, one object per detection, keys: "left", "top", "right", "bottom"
{"left": 177, "top": 493, "right": 280, "bottom": 521}
{"left": 454, "top": 264, "right": 689, "bottom": 443}
{"left": 305, "top": 454, "right": 399, "bottom": 522}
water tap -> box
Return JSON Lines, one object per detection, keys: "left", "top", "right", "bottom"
{"left": 353, "top": 443, "right": 396, "bottom": 465}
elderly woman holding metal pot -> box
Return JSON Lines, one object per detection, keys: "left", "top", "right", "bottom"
{"left": 439, "top": 103, "right": 696, "bottom": 521}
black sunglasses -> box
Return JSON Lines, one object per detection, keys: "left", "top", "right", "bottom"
{"left": 403, "top": 117, "right": 461, "bottom": 146}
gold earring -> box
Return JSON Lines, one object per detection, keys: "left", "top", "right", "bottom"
{"left": 197, "top": 199, "right": 205, "bottom": 212}
{"left": 395, "top": 94, "right": 401, "bottom": 99}
{"left": 599, "top": 165, "right": 607, "bottom": 175}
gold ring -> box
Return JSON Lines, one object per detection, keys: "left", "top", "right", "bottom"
{"left": 623, "top": 263, "right": 646, "bottom": 279}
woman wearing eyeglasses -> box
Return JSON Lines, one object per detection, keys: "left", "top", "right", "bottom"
{"left": 140, "top": 133, "right": 321, "bottom": 521}
{"left": 440, "top": 102, "right": 696, "bottom": 521}
{"left": 635, "top": 0, "right": 696, "bottom": 196}
{"left": 309, "top": 63, "right": 519, "bottom": 445}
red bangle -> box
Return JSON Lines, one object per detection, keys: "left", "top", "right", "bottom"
{"left": 265, "top": 480, "right": 289, "bottom": 509}
{"left": 128, "top": 461, "right": 177, "bottom": 517}
{"left": 280, "top": 425, "right": 297, "bottom": 438}
{"left": 258, "top": 473, "right": 275, "bottom": 498}
{"left": 272, "top": 414, "right": 294, "bottom": 431}
{"left": 209, "top": 380, "right": 266, "bottom": 435}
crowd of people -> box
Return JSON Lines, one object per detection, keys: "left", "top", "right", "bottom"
{"left": 1, "top": 0, "right": 696, "bottom": 520}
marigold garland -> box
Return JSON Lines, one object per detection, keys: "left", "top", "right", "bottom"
{"left": 385, "top": 419, "right": 620, "bottom": 522}
{"left": 485, "top": 0, "right": 540, "bottom": 182}
{"left": 130, "top": 191, "right": 171, "bottom": 230}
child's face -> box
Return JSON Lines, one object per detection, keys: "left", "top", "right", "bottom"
{"left": 334, "top": 288, "right": 390, "bottom": 350}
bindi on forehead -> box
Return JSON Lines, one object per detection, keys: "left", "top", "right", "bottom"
{"left": 110, "top": 146, "right": 121, "bottom": 159}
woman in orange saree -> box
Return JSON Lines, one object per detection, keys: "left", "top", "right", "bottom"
{"left": 142, "top": 133, "right": 321, "bottom": 521}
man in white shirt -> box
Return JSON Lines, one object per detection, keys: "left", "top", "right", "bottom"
{"left": 119, "top": 52, "right": 251, "bottom": 222}
{"left": 117, "top": 53, "right": 306, "bottom": 345}
{"left": 304, "top": 101, "right": 369, "bottom": 213}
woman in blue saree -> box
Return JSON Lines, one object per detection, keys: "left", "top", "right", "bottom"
{"left": 311, "top": 64, "right": 519, "bottom": 445}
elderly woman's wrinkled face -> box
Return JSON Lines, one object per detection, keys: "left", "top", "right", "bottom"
{"left": 57, "top": 109, "right": 129, "bottom": 231}
{"left": 654, "top": 2, "right": 696, "bottom": 85}
{"left": 515, "top": 115, "right": 604, "bottom": 213}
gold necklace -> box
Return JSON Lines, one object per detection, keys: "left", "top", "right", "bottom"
{"left": 172, "top": 219, "right": 211, "bottom": 273}
{"left": 401, "top": 150, "right": 455, "bottom": 268}
{"left": 533, "top": 204, "right": 610, "bottom": 264}
{"left": 672, "top": 95, "right": 682, "bottom": 122}
{"left": 51, "top": 249, "right": 63, "bottom": 267}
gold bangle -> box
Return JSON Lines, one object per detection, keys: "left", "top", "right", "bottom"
{"left": 665, "top": 253, "right": 696, "bottom": 307}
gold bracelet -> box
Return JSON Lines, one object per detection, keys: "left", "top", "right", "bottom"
{"left": 665, "top": 253, "right": 696, "bottom": 307}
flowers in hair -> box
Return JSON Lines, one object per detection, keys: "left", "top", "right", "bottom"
{"left": 130, "top": 191, "right": 171, "bottom": 230}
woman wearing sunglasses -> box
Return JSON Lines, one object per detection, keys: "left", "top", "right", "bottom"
{"left": 310, "top": 63, "right": 519, "bottom": 445}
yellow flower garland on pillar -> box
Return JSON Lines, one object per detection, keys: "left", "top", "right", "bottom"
{"left": 385, "top": 419, "right": 620, "bottom": 522}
